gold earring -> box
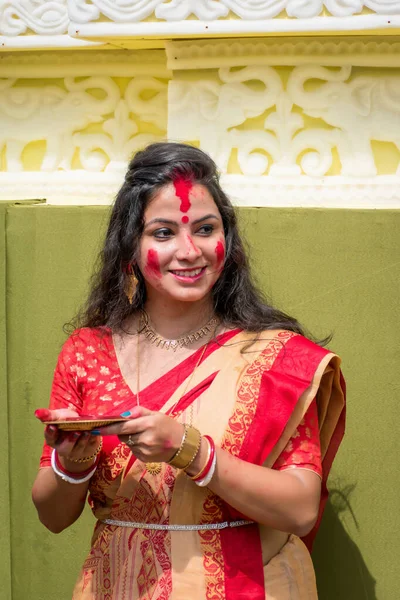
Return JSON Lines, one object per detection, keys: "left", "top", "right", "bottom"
{"left": 124, "top": 273, "right": 138, "bottom": 305}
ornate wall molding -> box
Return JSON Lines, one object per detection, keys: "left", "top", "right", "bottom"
{"left": 166, "top": 37, "right": 400, "bottom": 70}
{"left": 0, "top": 51, "right": 169, "bottom": 173}
{"left": 0, "top": 1, "right": 399, "bottom": 49}
{"left": 68, "top": 15, "right": 400, "bottom": 42}
{"left": 0, "top": 40, "right": 399, "bottom": 208}
{"left": 0, "top": 49, "right": 170, "bottom": 77}
{"left": 1, "top": 171, "right": 399, "bottom": 208}
{"left": 168, "top": 64, "right": 400, "bottom": 179}
{"left": 67, "top": 0, "right": 400, "bottom": 22}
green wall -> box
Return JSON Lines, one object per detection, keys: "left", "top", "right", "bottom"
{"left": 3, "top": 203, "right": 399, "bottom": 599}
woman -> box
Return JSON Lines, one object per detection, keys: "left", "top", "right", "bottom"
{"left": 33, "top": 142, "right": 345, "bottom": 600}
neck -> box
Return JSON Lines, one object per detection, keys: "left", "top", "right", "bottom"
{"left": 143, "top": 297, "right": 214, "bottom": 340}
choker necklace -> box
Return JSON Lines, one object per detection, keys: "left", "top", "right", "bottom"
{"left": 139, "top": 310, "right": 219, "bottom": 352}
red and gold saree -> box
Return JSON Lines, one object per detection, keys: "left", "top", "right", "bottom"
{"left": 41, "top": 326, "right": 345, "bottom": 600}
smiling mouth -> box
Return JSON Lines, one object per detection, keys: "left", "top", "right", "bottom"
{"left": 170, "top": 267, "right": 205, "bottom": 277}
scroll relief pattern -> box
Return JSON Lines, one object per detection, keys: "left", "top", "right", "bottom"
{"left": 0, "top": 1, "right": 69, "bottom": 35}
{"left": 168, "top": 65, "right": 400, "bottom": 178}
{"left": 68, "top": 0, "right": 400, "bottom": 23}
{"left": 0, "top": 76, "right": 167, "bottom": 172}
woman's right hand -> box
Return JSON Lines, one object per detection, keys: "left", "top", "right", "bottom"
{"left": 35, "top": 408, "right": 101, "bottom": 470}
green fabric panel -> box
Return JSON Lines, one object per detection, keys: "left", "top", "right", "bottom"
{"left": 6, "top": 205, "right": 109, "bottom": 600}
{"left": 6, "top": 205, "right": 399, "bottom": 600}
{"left": 0, "top": 203, "right": 11, "bottom": 600}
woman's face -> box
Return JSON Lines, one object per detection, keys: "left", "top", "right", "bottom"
{"left": 137, "top": 180, "right": 225, "bottom": 306}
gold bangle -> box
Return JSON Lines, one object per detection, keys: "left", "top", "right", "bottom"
{"left": 183, "top": 432, "right": 202, "bottom": 471}
{"left": 67, "top": 438, "right": 103, "bottom": 464}
{"left": 168, "top": 426, "right": 201, "bottom": 470}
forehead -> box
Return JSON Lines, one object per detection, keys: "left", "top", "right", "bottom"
{"left": 145, "top": 182, "right": 219, "bottom": 219}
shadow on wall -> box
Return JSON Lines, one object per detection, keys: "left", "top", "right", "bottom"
{"left": 313, "top": 485, "right": 377, "bottom": 600}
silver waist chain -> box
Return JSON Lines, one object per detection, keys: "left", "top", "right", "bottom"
{"left": 101, "top": 518, "right": 254, "bottom": 531}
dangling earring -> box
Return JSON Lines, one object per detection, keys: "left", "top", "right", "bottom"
{"left": 124, "top": 266, "right": 138, "bottom": 305}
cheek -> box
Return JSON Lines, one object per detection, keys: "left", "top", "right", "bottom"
{"left": 215, "top": 240, "right": 225, "bottom": 268}
{"left": 144, "top": 249, "right": 162, "bottom": 280}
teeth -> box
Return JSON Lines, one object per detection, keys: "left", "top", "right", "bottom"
{"left": 173, "top": 268, "right": 203, "bottom": 277}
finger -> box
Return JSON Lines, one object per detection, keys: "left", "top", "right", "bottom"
{"left": 92, "top": 416, "right": 148, "bottom": 437}
{"left": 44, "top": 424, "right": 60, "bottom": 446}
{"left": 74, "top": 432, "right": 101, "bottom": 455}
{"left": 121, "top": 433, "right": 140, "bottom": 448}
{"left": 55, "top": 431, "right": 81, "bottom": 455}
{"left": 35, "top": 408, "right": 80, "bottom": 422}
{"left": 119, "top": 406, "right": 152, "bottom": 419}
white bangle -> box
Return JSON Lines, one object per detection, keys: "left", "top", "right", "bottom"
{"left": 51, "top": 449, "right": 97, "bottom": 484}
{"left": 195, "top": 451, "right": 217, "bottom": 487}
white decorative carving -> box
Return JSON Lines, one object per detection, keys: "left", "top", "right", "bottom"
{"left": 168, "top": 65, "right": 400, "bottom": 178}
{"left": 0, "top": 75, "right": 167, "bottom": 172}
{"left": 169, "top": 66, "right": 283, "bottom": 172}
{"left": 68, "top": 0, "right": 163, "bottom": 23}
{"left": 287, "top": 65, "right": 400, "bottom": 176}
{"left": 0, "top": 0, "right": 68, "bottom": 35}
{"left": 67, "top": 0, "right": 400, "bottom": 23}
{"left": 156, "top": 0, "right": 228, "bottom": 20}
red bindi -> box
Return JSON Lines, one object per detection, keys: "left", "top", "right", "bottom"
{"left": 215, "top": 240, "right": 225, "bottom": 266}
{"left": 174, "top": 177, "right": 192, "bottom": 213}
{"left": 181, "top": 215, "right": 189, "bottom": 224}
{"left": 146, "top": 249, "right": 162, "bottom": 279}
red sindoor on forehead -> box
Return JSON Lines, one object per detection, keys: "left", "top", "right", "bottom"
{"left": 173, "top": 177, "right": 192, "bottom": 213}
{"left": 181, "top": 215, "right": 189, "bottom": 224}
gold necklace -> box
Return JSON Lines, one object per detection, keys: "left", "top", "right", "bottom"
{"left": 139, "top": 310, "right": 219, "bottom": 352}
{"left": 136, "top": 326, "right": 210, "bottom": 476}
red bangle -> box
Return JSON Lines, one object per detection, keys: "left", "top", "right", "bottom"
{"left": 191, "top": 436, "right": 215, "bottom": 481}
{"left": 55, "top": 451, "right": 100, "bottom": 479}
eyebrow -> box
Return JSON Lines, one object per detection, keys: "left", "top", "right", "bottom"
{"left": 145, "top": 214, "right": 220, "bottom": 227}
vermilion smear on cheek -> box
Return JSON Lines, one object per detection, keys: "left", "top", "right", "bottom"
{"left": 215, "top": 240, "right": 225, "bottom": 266}
{"left": 146, "top": 249, "right": 162, "bottom": 279}
{"left": 174, "top": 177, "right": 192, "bottom": 213}
{"left": 181, "top": 215, "right": 189, "bottom": 224}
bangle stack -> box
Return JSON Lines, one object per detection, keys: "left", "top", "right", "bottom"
{"left": 168, "top": 425, "right": 202, "bottom": 470}
{"left": 188, "top": 435, "right": 217, "bottom": 487}
{"left": 51, "top": 448, "right": 100, "bottom": 484}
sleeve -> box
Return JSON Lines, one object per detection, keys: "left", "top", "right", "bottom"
{"left": 272, "top": 398, "right": 322, "bottom": 478}
{"left": 39, "top": 333, "right": 84, "bottom": 467}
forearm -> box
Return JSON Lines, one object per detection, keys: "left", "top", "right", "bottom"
{"left": 187, "top": 441, "right": 321, "bottom": 536}
{"left": 32, "top": 466, "right": 89, "bottom": 534}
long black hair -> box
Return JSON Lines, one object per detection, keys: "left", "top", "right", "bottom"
{"left": 70, "top": 142, "right": 308, "bottom": 337}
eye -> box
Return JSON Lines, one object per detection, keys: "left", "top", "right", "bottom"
{"left": 197, "top": 224, "right": 214, "bottom": 235}
{"left": 153, "top": 227, "right": 174, "bottom": 239}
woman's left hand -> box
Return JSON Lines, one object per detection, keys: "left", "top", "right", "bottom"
{"left": 93, "top": 405, "right": 184, "bottom": 464}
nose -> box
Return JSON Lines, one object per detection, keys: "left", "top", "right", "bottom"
{"left": 175, "top": 233, "right": 202, "bottom": 261}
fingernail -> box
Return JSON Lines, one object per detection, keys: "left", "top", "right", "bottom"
{"left": 91, "top": 429, "right": 101, "bottom": 435}
{"left": 120, "top": 411, "right": 131, "bottom": 418}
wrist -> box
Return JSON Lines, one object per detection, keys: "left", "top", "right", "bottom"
{"left": 60, "top": 455, "right": 97, "bottom": 474}
{"left": 51, "top": 449, "right": 98, "bottom": 485}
